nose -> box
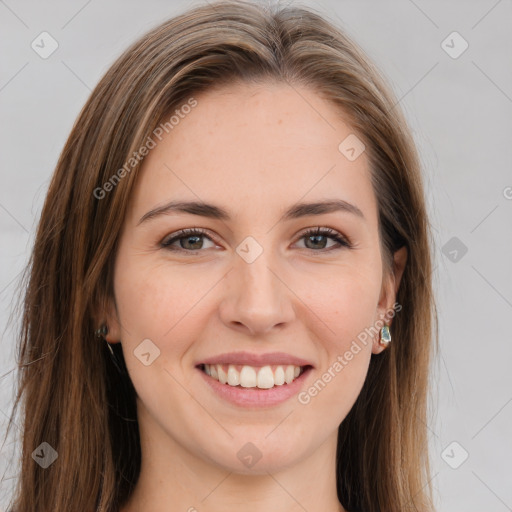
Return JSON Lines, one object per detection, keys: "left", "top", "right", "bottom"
{"left": 219, "top": 246, "right": 295, "bottom": 336}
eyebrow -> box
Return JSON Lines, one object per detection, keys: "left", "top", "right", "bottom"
{"left": 137, "top": 198, "right": 365, "bottom": 225}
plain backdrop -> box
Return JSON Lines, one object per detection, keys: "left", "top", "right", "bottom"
{"left": 1, "top": 0, "right": 511, "bottom": 510}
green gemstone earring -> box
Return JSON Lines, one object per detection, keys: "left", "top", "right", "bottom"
{"left": 95, "top": 324, "right": 108, "bottom": 339}
{"left": 379, "top": 324, "right": 391, "bottom": 347}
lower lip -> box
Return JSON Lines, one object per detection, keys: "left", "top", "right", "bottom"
{"left": 197, "top": 366, "right": 313, "bottom": 408}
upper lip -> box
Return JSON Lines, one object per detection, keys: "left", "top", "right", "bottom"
{"left": 197, "top": 351, "right": 314, "bottom": 368}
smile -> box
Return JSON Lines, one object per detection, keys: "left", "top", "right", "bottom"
{"left": 199, "top": 363, "right": 309, "bottom": 389}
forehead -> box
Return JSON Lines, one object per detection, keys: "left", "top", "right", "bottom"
{"left": 128, "top": 82, "right": 378, "bottom": 227}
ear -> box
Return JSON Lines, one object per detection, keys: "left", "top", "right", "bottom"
{"left": 105, "top": 297, "right": 122, "bottom": 344}
{"left": 373, "top": 245, "right": 408, "bottom": 353}
{"left": 95, "top": 293, "right": 122, "bottom": 344}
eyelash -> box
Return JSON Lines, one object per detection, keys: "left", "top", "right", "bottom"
{"left": 160, "top": 227, "right": 353, "bottom": 254}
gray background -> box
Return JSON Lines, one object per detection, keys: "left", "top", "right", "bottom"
{"left": 1, "top": 0, "right": 511, "bottom": 510}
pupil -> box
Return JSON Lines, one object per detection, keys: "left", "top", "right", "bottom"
{"left": 184, "top": 235, "right": 202, "bottom": 249}
{"left": 307, "top": 235, "right": 326, "bottom": 249}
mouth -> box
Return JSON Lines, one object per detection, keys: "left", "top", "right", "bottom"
{"left": 196, "top": 363, "right": 313, "bottom": 389}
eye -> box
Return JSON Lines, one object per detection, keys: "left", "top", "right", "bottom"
{"left": 161, "top": 228, "right": 217, "bottom": 252}
{"left": 294, "top": 227, "right": 352, "bottom": 252}
{"left": 161, "top": 226, "right": 352, "bottom": 254}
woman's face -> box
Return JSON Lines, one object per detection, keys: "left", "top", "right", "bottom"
{"left": 107, "top": 81, "right": 404, "bottom": 474}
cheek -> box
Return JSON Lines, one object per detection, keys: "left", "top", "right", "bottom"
{"left": 294, "top": 272, "right": 380, "bottom": 420}
{"left": 113, "top": 254, "right": 214, "bottom": 365}
{"left": 113, "top": 251, "right": 166, "bottom": 343}
{"left": 296, "top": 262, "right": 382, "bottom": 349}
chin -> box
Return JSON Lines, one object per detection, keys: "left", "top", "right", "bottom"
{"left": 201, "top": 433, "right": 304, "bottom": 475}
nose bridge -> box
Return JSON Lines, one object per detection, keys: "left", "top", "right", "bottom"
{"left": 235, "top": 237, "right": 281, "bottom": 305}
{"left": 221, "top": 234, "right": 294, "bottom": 334}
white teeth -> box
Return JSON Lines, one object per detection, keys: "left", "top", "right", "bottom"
{"left": 202, "top": 363, "right": 305, "bottom": 389}
{"left": 256, "top": 365, "right": 274, "bottom": 389}
{"left": 218, "top": 365, "right": 228, "bottom": 384}
{"left": 239, "top": 366, "right": 257, "bottom": 388}
{"left": 227, "top": 365, "right": 240, "bottom": 386}
{"left": 274, "top": 366, "right": 285, "bottom": 385}
{"left": 285, "top": 365, "right": 295, "bottom": 384}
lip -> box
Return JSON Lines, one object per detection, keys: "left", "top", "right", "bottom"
{"left": 197, "top": 365, "right": 314, "bottom": 408}
{"left": 197, "top": 351, "right": 314, "bottom": 368}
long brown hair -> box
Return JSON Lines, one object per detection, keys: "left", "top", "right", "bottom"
{"left": 8, "top": 1, "right": 438, "bottom": 510}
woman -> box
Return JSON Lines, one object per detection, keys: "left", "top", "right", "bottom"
{"left": 9, "top": 0, "right": 438, "bottom": 510}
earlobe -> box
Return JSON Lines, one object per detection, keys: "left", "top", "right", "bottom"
{"left": 96, "top": 295, "right": 122, "bottom": 344}
{"left": 104, "top": 323, "right": 121, "bottom": 344}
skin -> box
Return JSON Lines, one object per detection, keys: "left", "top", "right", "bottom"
{"left": 108, "top": 81, "right": 407, "bottom": 512}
